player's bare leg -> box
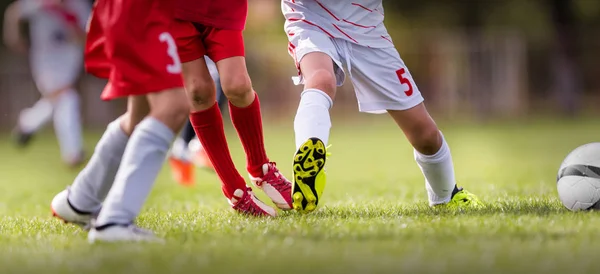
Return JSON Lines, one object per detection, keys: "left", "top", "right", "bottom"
{"left": 218, "top": 56, "right": 293, "bottom": 210}
{"left": 388, "top": 104, "right": 481, "bottom": 208}
{"left": 52, "top": 95, "right": 150, "bottom": 228}
{"left": 89, "top": 87, "right": 189, "bottom": 242}
{"left": 291, "top": 52, "right": 335, "bottom": 212}
{"left": 184, "top": 57, "right": 277, "bottom": 216}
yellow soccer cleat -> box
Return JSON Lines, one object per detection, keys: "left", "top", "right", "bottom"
{"left": 439, "top": 187, "right": 483, "bottom": 209}
{"left": 292, "top": 138, "right": 328, "bottom": 213}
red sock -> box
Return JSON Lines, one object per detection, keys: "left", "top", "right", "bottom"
{"left": 229, "top": 93, "right": 269, "bottom": 178}
{"left": 189, "top": 103, "right": 246, "bottom": 199}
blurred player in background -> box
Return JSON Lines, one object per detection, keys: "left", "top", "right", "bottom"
{"left": 3, "top": 0, "right": 91, "bottom": 167}
{"left": 282, "top": 0, "right": 482, "bottom": 212}
{"left": 174, "top": 0, "right": 293, "bottom": 216}
{"left": 51, "top": 0, "right": 189, "bottom": 243}
{"left": 168, "top": 56, "right": 226, "bottom": 187}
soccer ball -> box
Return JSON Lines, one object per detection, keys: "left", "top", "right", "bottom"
{"left": 556, "top": 142, "right": 600, "bottom": 211}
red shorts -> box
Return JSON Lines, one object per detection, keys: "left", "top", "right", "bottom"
{"left": 172, "top": 19, "right": 245, "bottom": 63}
{"left": 85, "top": 0, "right": 184, "bottom": 100}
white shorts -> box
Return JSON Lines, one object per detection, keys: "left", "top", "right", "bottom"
{"left": 288, "top": 30, "right": 424, "bottom": 114}
{"left": 30, "top": 49, "right": 83, "bottom": 95}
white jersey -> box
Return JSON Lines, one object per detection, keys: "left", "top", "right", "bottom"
{"left": 17, "top": 0, "right": 91, "bottom": 93}
{"left": 282, "top": 0, "right": 394, "bottom": 49}
{"left": 19, "top": 0, "right": 91, "bottom": 53}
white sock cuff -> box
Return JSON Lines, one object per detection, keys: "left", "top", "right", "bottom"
{"left": 107, "top": 118, "right": 129, "bottom": 143}
{"left": 414, "top": 131, "right": 450, "bottom": 164}
{"left": 301, "top": 88, "right": 333, "bottom": 109}
{"left": 136, "top": 117, "right": 175, "bottom": 145}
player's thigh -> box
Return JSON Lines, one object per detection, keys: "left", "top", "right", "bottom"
{"left": 171, "top": 20, "right": 215, "bottom": 109}
{"left": 349, "top": 46, "right": 424, "bottom": 114}
{"left": 202, "top": 28, "right": 251, "bottom": 98}
{"left": 289, "top": 31, "right": 344, "bottom": 97}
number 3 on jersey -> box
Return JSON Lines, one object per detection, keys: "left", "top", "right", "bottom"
{"left": 396, "top": 68, "right": 414, "bottom": 97}
{"left": 159, "top": 32, "right": 182, "bottom": 74}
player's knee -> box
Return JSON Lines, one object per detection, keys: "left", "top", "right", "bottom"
{"left": 304, "top": 69, "right": 337, "bottom": 98}
{"left": 150, "top": 89, "right": 190, "bottom": 131}
{"left": 221, "top": 75, "right": 253, "bottom": 103}
{"left": 186, "top": 79, "right": 216, "bottom": 109}
{"left": 165, "top": 101, "right": 189, "bottom": 127}
{"left": 411, "top": 124, "right": 442, "bottom": 155}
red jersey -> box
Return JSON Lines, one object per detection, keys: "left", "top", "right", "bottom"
{"left": 174, "top": 0, "right": 248, "bottom": 31}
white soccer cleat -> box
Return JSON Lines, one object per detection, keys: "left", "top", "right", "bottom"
{"left": 51, "top": 188, "right": 95, "bottom": 229}
{"left": 88, "top": 225, "right": 164, "bottom": 244}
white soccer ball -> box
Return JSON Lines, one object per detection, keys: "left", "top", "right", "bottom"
{"left": 557, "top": 142, "right": 600, "bottom": 211}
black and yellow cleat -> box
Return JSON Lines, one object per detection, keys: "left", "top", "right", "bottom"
{"left": 435, "top": 186, "right": 483, "bottom": 209}
{"left": 292, "top": 137, "right": 327, "bottom": 213}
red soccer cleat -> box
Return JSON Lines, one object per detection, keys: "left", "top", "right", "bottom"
{"left": 229, "top": 188, "right": 277, "bottom": 217}
{"left": 250, "top": 162, "right": 293, "bottom": 210}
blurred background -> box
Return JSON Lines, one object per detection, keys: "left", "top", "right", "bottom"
{"left": 0, "top": 0, "right": 599, "bottom": 130}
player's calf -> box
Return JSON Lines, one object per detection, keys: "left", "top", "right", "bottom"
{"left": 388, "top": 105, "right": 441, "bottom": 155}
{"left": 406, "top": 122, "right": 442, "bottom": 156}
{"left": 389, "top": 104, "right": 462, "bottom": 205}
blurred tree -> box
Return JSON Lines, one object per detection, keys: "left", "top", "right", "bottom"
{"left": 547, "top": 0, "right": 582, "bottom": 116}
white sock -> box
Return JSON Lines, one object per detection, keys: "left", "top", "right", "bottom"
{"left": 68, "top": 118, "right": 129, "bottom": 212}
{"left": 18, "top": 98, "right": 53, "bottom": 133}
{"left": 95, "top": 117, "right": 175, "bottom": 226}
{"left": 53, "top": 89, "right": 84, "bottom": 163}
{"left": 414, "top": 132, "right": 456, "bottom": 205}
{"left": 294, "top": 89, "right": 333, "bottom": 150}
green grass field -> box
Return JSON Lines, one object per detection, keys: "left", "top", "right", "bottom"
{"left": 0, "top": 116, "right": 599, "bottom": 274}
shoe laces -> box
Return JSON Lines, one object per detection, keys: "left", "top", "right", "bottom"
{"left": 232, "top": 188, "right": 265, "bottom": 216}
{"left": 258, "top": 162, "right": 291, "bottom": 192}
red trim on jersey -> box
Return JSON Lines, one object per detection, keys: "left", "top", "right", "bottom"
{"left": 316, "top": 0, "right": 340, "bottom": 21}
{"left": 352, "top": 3, "right": 373, "bottom": 12}
{"left": 381, "top": 35, "right": 393, "bottom": 44}
{"left": 288, "top": 42, "right": 301, "bottom": 76}
{"left": 373, "top": 8, "right": 385, "bottom": 16}
{"left": 342, "top": 19, "right": 376, "bottom": 29}
{"left": 288, "top": 18, "right": 335, "bottom": 38}
{"left": 333, "top": 24, "right": 358, "bottom": 44}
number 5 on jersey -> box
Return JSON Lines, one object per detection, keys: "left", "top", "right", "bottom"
{"left": 159, "top": 32, "right": 182, "bottom": 74}
{"left": 396, "top": 68, "right": 414, "bottom": 97}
